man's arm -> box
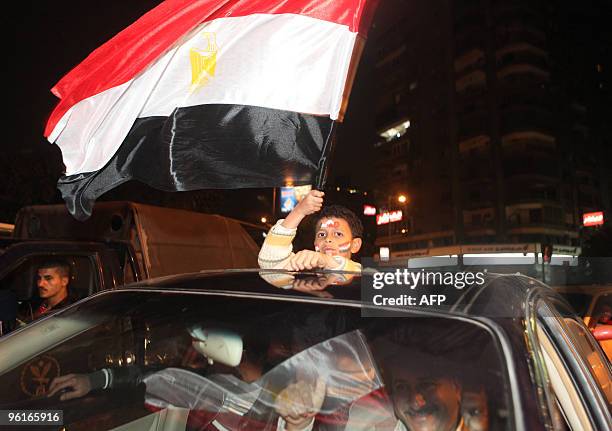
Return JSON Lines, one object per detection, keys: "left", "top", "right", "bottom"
{"left": 47, "top": 366, "right": 145, "bottom": 401}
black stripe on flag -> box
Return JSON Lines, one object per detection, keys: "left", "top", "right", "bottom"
{"left": 58, "top": 104, "right": 333, "bottom": 220}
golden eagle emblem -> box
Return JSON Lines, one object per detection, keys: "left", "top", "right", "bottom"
{"left": 20, "top": 355, "right": 60, "bottom": 397}
{"left": 190, "top": 32, "right": 218, "bottom": 92}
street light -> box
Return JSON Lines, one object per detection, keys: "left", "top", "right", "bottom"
{"left": 260, "top": 217, "right": 267, "bottom": 224}
{"left": 385, "top": 193, "right": 409, "bottom": 252}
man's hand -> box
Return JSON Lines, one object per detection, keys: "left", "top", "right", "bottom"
{"left": 285, "top": 250, "right": 338, "bottom": 271}
{"left": 275, "top": 377, "right": 326, "bottom": 431}
{"left": 47, "top": 374, "right": 92, "bottom": 401}
{"left": 281, "top": 190, "right": 324, "bottom": 229}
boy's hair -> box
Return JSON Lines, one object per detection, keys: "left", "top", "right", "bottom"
{"left": 315, "top": 205, "right": 363, "bottom": 238}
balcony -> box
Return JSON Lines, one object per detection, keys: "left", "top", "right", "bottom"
{"left": 496, "top": 42, "right": 547, "bottom": 59}
{"left": 498, "top": 64, "right": 549, "bottom": 81}
{"left": 457, "top": 110, "right": 489, "bottom": 140}
{"left": 495, "top": 28, "right": 546, "bottom": 52}
{"left": 454, "top": 48, "right": 485, "bottom": 74}
{"left": 497, "top": 50, "right": 549, "bottom": 72}
{"left": 500, "top": 107, "right": 554, "bottom": 136}
{"left": 455, "top": 70, "right": 487, "bottom": 93}
{"left": 459, "top": 135, "right": 491, "bottom": 153}
{"left": 503, "top": 157, "right": 559, "bottom": 180}
{"left": 505, "top": 203, "right": 567, "bottom": 230}
{"left": 501, "top": 131, "right": 556, "bottom": 152}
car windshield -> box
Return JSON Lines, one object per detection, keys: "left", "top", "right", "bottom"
{"left": 0, "top": 290, "right": 511, "bottom": 431}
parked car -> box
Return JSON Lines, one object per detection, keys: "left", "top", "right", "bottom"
{"left": 0, "top": 270, "right": 610, "bottom": 431}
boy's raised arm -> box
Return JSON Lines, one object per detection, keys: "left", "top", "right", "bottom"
{"left": 258, "top": 190, "right": 324, "bottom": 270}
{"left": 281, "top": 190, "right": 324, "bottom": 229}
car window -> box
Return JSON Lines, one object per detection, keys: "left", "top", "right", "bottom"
{"left": 0, "top": 255, "right": 95, "bottom": 329}
{"left": 0, "top": 291, "right": 511, "bottom": 431}
{"left": 536, "top": 301, "right": 612, "bottom": 430}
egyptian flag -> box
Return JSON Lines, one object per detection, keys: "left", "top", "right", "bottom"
{"left": 45, "top": 0, "right": 379, "bottom": 220}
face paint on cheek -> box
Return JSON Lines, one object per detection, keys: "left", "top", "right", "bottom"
{"left": 338, "top": 242, "right": 351, "bottom": 252}
{"left": 315, "top": 245, "right": 320, "bottom": 252}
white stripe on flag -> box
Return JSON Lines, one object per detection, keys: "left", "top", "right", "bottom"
{"left": 50, "top": 14, "right": 357, "bottom": 176}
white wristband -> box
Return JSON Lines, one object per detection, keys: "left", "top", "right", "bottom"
{"left": 102, "top": 368, "right": 110, "bottom": 389}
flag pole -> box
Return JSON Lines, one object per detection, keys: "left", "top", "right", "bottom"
{"left": 314, "top": 121, "right": 338, "bottom": 191}
{"left": 314, "top": 36, "right": 366, "bottom": 191}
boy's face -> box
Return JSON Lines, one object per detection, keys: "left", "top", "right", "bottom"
{"left": 313, "top": 217, "right": 362, "bottom": 259}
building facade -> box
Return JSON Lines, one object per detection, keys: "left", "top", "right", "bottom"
{"left": 371, "top": 0, "right": 610, "bottom": 258}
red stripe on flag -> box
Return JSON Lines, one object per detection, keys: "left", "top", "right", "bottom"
{"left": 45, "top": 0, "right": 378, "bottom": 138}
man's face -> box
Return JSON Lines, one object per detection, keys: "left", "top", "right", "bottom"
{"left": 37, "top": 267, "right": 68, "bottom": 301}
{"left": 313, "top": 217, "right": 361, "bottom": 259}
{"left": 392, "top": 369, "right": 461, "bottom": 431}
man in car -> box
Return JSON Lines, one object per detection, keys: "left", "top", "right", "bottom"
{"left": 367, "top": 350, "right": 465, "bottom": 431}
{"left": 20, "top": 259, "right": 74, "bottom": 322}
{"left": 310, "top": 320, "right": 490, "bottom": 431}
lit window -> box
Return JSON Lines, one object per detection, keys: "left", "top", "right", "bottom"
{"left": 379, "top": 120, "right": 411, "bottom": 142}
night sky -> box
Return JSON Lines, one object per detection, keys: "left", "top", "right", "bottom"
{"left": 12, "top": 1, "right": 164, "bottom": 153}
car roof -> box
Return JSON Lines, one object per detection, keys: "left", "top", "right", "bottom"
{"left": 121, "top": 268, "right": 556, "bottom": 321}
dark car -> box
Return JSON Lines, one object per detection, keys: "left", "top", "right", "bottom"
{"left": 0, "top": 270, "right": 610, "bottom": 431}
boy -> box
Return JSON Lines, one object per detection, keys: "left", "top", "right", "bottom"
{"left": 258, "top": 190, "right": 362, "bottom": 272}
